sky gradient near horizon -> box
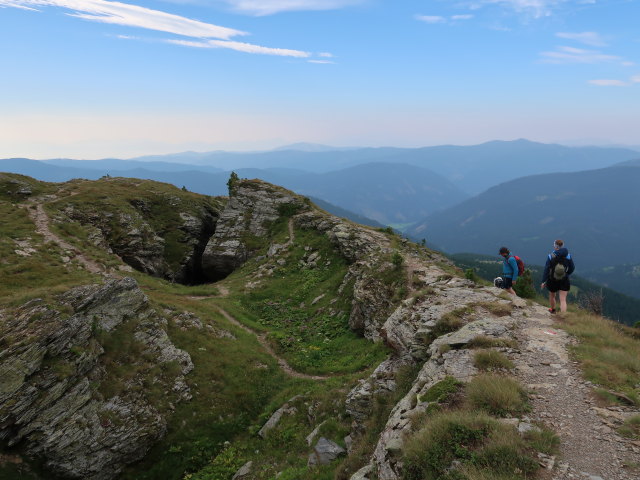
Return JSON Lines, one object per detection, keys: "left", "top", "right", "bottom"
{"left": 1, "top": 0, "right": 639, "bottom": 159}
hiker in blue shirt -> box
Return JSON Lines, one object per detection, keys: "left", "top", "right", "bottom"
{"left": 540, "top": 239, "right": 575, "bottom": 313}
{"left": 498, "top": 246, "right": 519, "bottom": 296}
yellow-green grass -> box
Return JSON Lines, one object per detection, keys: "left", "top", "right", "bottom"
{"left": 403, "top": 410, "right": 539, "bottom": 480}
{"left": 466, "top": 374, "right": 529, "bottom": 417}
{"left": 558, "top": 311, "right": 640, "bottom": 405}
{"left": 618, "top": 415, "right": 640, "bottom": 439}
{"left": 473, "top": 350, "right": 515, "bottom": 372}
{"left": 0, "top": 201, "right": 99, "bottom": 307}
{"left": 477, "top": 301, "right": 513, "bottom": 317}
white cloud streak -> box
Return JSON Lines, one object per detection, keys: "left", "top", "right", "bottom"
{"left": 222, "top": 0, "right": 364, "bottom": 16}
{"left": 588, "top": 79, "right": 629, "bottom": 87}
{"left": 415, "top": 15, "right": 446, "bottom": 24}
{"left": 0, "top": 0, "right": 245, "bottom": 39}
{"left": 0, "top": 0, "right": 320, "bottom": 57}
{"left": 540, "top": 46, "right": 622, "bottom": 64}
{"left": 556, "top": 31, "right": 607, "bottom": 47}
{"left": 167, "top": 39, "right": 310, "bottom": 57}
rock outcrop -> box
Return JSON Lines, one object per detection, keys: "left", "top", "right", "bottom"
{"left": 201, "top": 180, "right": 308, "bottom": 281}
{"left": 55, "top": 184, "right": 221, "bottom": 284}
{"left": 0, "top": 277, "right": 193, "bottom": 480}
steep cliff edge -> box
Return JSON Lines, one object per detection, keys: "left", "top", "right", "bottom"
{"left": 0, "top": 278, "right": 192, "bottom": 480}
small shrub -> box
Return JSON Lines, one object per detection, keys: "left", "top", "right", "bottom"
{"left": 465, "top": 268, "right": 480, "bottom": 282}
{"left": 478, "top": 301, "right": 513, "bottom": 317}
{"left": 432, "top": 306, "right": 473, "bottom": 337}
{"left": 580, "top": 289, "right": 604, "bottom": 316}
{"left": 473, "top": 350, "right": 514, "bottom": 371}
{"left": 618, "top": 415, "right": 640, "bottom": 439}
{"left": 524, "top": 426, "right": 560, "bottom": 454}
{"left": 403, "top": 411, "right": 495, "bottom": 480}
{"left": 466, "top": 374, "right": 528, "bottom": 417}
{"left": 513, "top": 269, "right": 536, "bottom": 299}
{"left": 417, "top": 376, "right": 462, "bottom": 405}
{"left": 392, "top": 251, "right": 404, "bottom": 269}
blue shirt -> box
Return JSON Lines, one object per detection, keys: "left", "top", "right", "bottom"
{"left": 502, "top": 255, "right": 519, "bottom": 283}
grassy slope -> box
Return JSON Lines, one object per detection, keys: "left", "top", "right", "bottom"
{"left": 1, "top": 173, "right": 391, "bottom": 480}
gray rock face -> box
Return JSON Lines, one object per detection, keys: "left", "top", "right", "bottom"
{"left": 59, "top": 199, "right": 219, "bottom": 284}
{"left": 258, "top": 395, "right": 302, "bottom": 439}
{"left": 0, "top": 277, "right": 193, "bottom": 480}
{"left": 308, "top": 437, "right": 346, "bottom": 466}
{"left": 202, "top": 180, "right": 307, "bottom": 281}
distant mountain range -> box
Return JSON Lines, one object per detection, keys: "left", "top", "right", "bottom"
{"left": 409, "top": 164, "right": 640, "bottom": 271}
{"left": 119, "top": 139, "right": 639, "bottom": 195}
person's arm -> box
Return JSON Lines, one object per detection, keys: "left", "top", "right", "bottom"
{"left": 509, "top": 256, "right": 519, "bottom": 283}
{"left": 567, "top": 255, "right": 575, "bottom": 275}
{"left": 541, "top": 255, "right": 550, "bottom": 286}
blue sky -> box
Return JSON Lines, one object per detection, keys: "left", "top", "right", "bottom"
{"left": 1, "top": 0, "right": 638, "bottom": 158}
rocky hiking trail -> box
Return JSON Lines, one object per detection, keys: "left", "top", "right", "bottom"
{"left": 512, "top": 305, "right": 640, "bottom": 480}
{"left": 23, "top": 194, "right": 107, "bottom": 275}
{"left": 215, "top": 306, "right": 330, "bottom": 381}
{"left": 354, "top": 254, "right": 639, "bottom": 480}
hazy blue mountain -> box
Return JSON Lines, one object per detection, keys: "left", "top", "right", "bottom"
{"left": 450, "top": 253, "right": 639, "bottom": 326}
{"left": 0, "top": 159, "right": 108, "bottom": 182}
{"left": 306, "top": 197, "right": 386, "bottom": 228}
{"left": 582, "top": 264, "right": 640, "bottom": 300}
{"left": 408, "top": 165, "right": 640, "bottom": 270}
{"left": 126, "top": 139, "right": 640, "bottom": 194}
{"left": 271, "top": 143, "right": 360, "bottom": 152}
{"left": 44, "top": 158, "right": 223, "bottom": 174}
{"left": 615, "top": 158, "right": 640, "bottom": 167}
{"left": 289, "top": 163, "right": 467, "bottom": 225}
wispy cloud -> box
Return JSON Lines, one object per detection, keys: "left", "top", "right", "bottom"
{"left": 451, "top": 14, "right": 474, "bottom": 20}
{"left": 415, "top": 15, "right": 446, "bottom": 24}
{"left": 487, "top": 0, "right": 566, "bottom": 19}
{"left": 415, "top": 14, "right": 473, "bottom": 24}
{"left": 0, "top": 0, "right": 244, "bottom": 39}
{"left": 167, "top": 38, "right": 310, "bottom": 57}
{"left": 633, "top": 75, "right": 640, "bottom": 83}
{"left": 222, "top": 0, "right": 364, "bottom": 16}
{"left": 308, "top": 59, "right": 334, "bottom": 64}
{"left": 0, "top": 0, "right": 319, "bottom": 57}
{"left": 540, "top": 46, "right": 622, "bottom": 64}
{"left": 588, "top": 79, "right": 629, "bottom": 87}
{"left": 556, "top": 31, "right": 607, "bottom": 47}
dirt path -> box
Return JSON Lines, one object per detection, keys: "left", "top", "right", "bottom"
{"left": 24, "top": 197, "right": 106, "bottom": 275}
{"left": 513, "top": 304, "right": 640, "bottom": 479}
{"left": 215, "top": 306, "right": 329, "bottom": 381}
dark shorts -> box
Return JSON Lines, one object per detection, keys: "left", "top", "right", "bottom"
{"left": 547, "top": 277, "right": 570, "bottom": 293}
{"left": 502, "top": 277, "right": 513, "bottom": 289}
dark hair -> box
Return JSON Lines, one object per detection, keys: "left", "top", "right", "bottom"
{"left": 554, "top": 239, "right": 564, "bottom": 247}
{"left": 499, "top": 247, "right": 510, "bottom": 255}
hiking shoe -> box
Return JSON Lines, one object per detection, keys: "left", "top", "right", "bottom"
{"left": 548, "top": 308, "right": 556, "bottom": 314}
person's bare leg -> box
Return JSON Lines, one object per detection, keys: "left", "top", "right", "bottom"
{"left": 506, "top": 287, "right": 517, "bottom": 296}
{"left": 559, "top": 290, "right": 568, "bottom": 312}
{"left": 549, "top": 291, "right": 556, "bottom": 311}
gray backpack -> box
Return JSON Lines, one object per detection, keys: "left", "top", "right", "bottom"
{"left": 550, "top": 254, "right": 567, "bottom": 281}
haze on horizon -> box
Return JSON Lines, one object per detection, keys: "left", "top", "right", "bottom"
{"left": 1, "top": 0, "right": 639, "bottom": 159}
